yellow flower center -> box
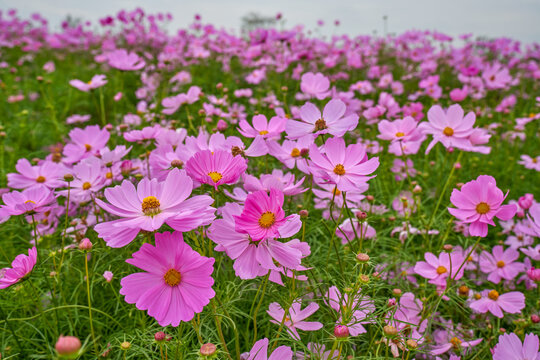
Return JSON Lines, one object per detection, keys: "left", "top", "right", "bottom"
{"left": 450, "top": 337, "right": 462, "bottom": 348}
{"left": 436, "top": 266, "right": 447, "bottom": 275}
{"left": 334, "top": 164, "right": 346, "bottom": 175}
{"left": 106, "top": 172, "right": 113, "bottom": 179}
{"left": 82, "top": 182, "right": 92, "bottom": 190}
{"left": 291, "top": 148, "right": 300, "bottom": 157}
{"left": 476, "top": 202, "right": 490, "bottom": 214}
{"left": 496, "top": 260, "right": 505, "bottom": 268}
{"left": 259, "top": 130, "right": 269, "bottom": 135}
{"left": 87, "top": 80, "right": 93, "bottom": 85}
{"left": 488, "top": 290, "right": 499, "bottom": 300}
{"left": 315, "top": 119, "right": 327, "bottom": 131}
{"left": 258, "top": 211, "right": 276, "bottom": 228}
{"left": 443, "top": 127, "right": 454, "bottom": 136}
{"left": 36, "top": 176, "right": 46, "bottom": 183}
{"left": 25, "top": 200, "right": 36, "bottom": 204}
{"left": 163, "top": 268, "right": 181, "bottom": 287}
{"left": 85, "top": 144, "right": 92, "bottom": 152}
{"left": 333, "top": 187, "right": 341, "bottom": 196}
{"left": 141, "top": 196, "right": 161, "bottom": 216}
{"left": 395, "top": 132, "right": 405, "bottom": 137}
{"left": 208, "top": 172, "right": 223, "bottom": 183}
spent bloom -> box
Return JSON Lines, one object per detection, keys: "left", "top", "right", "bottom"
{"left": 120, "top": 231, "right": 215, "bottom": 326}
{"left": 95, "top": 168, "right": 215, "bottom": 247}
{"left": 0, "top": 247, "right": 37, "bottom": 289}
{"left": 448, "top": 175, "right": 517, "bottom": 237}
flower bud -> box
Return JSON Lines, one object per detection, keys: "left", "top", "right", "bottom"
{"left": 216, "top": 119, "right": 228, "bottom": 131}
{"left": 55, "top": 335, "right": 81, "bottom": 356}
{"left": 458, "top": 285, "right": 470, "bottom": 297}
{"left": 154, "top": 331, "right": 166, "bottom": 342}
{"left": 79, "top": 238, "right": 92, "bottom": 251}
{"left": 527, "top": 267, "right": 540, "bottom": 282}
{"left": 383, "top": 325, "right": 398, "bottom": 337}
{"left": 103, "top": 271, "right": 113, "bottom": 283}
{"left": 392, "top": 289, "right": 402, "bottom": 297}
{"left": 299, "top": 209, "right": 309, "bottom": 218}
{"left": 387, "top": 298, "right": 397, "bottom": 307}
{"left": 531, "top": 314, "right": 540, "bottom": 324}
{"left": 406, "top": 339, "right": 418, "bottom": 349}
{"left": 356, "top": 253, "right": 370, "bottom": 263}
{"left": 358, "top": 274, "right": 369, "bottom": 283}
{"left": 63, "top": 174, "right": 74, "bottom": 182}
{"left": 518, "top": 194, "right": 534, "bottom": 210}
{"left": 333, "top": 325, "right": 349, "bottom": 338}
{"left": 443, "top": 244, "right": 453, "bottom": 252}
{"left": 356, "top": 211, "right": 367, "bottom": 220}
{"left": 200, "top": 343, "right": 217, "bottom": 356}
{"left": 170, "top": 159, "right": 184, "bottom": 169}
{"left": 412, "top": 185, "right": 422, "bottom": 193}
{"left": 366, "top": 195, "right": 374, "bottom": 202}
{"left": 120, "top": 341, "right": 131, "bottom": 350}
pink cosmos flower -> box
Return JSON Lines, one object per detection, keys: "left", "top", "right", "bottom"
{"left": 103, "top": 271, "right": 113, "bottom": 283}
{"left": 336, "top": 219, "right": 376, "bottom": 244}
{"left": 300, "top": 72, "right": 331, "bottom": 100}
{"left": 242, "top": 171, "right": 306, "bottom": 197}
{"left": 522, "top": 245, "right": 540, "bottom": 261}
{"left": 0, "top": 247, "right": 37, "bottom": 289}
{"left": 238, "top": 114, "right": 287, "bottom": 139}
{"left": 95, "top": 168, "right": 215, "bottom": 248}
{"left": 69, "top": 74, "right": 107, "bottom": 92}
{"left": 161, "top": 86, "right": 202, "bottom": 115}
{"left": 449, "top": 87, "right": 468, "bottom": 102}
{"left": 58, "top": 157, "right": 106, "bottom": 202}
{"left": 448, "top": 175, "right": 517, "bottom": 237}
{"left": 482, "top": 63, "right": 512, "bottom": 90}
{"left": 377, "top": 116, "right": 424, "bottom": 143}
{"left": 185, "top": 150, "right": 247, "bottom": 190}
{"left": 62, "top": 125, "right": 110, "bottom": 164}
{"left": 326, "top": 286, "right": 375, "bottom": 336}
{"left": 243, "top": 338, "right": 292, "bottom": 360}
{"left": 267, "top": 137, "right": 314, "bottom": 174}
{"left": 149, "top": 144, "right": 191, "bottom": 181}
{"left": 207, "top": 202, "right": 306, "bottom": 279}
{"left": 414, "top": 251, "right": 465, "bottom": 287}
{"left": 309, "top": 137, "right": 379, "bottom": 191}
{"left": 120, "top": 231, "right": 215, "bottom": 326}
{"left": 479, "top": 245, "right": 524, "bottom": 284}
{"left": 286, "top": 99, "right": 358, "bottom": 139}
{"left": 7, "top": 158, "right": 65, "bottom": 190}
{"left": 267, "top": 300, "right": 322, "bottom": 340}
{"left": 123, "top": 125, "right": 163, "bottom": 142}
{"left": 419, "top": 104, "right": 475, "bottom": 153}
{"left": 469, "top": 289, "right": 525, "bottom": 318}
{"left": 108, "top": 49, "right": 146, "bottom": 71}
{"left": 234, "top": 189, "right": 301, "bottom": 241}
{"left": 66, "top": 114, "right": 91, "bottom": 124}
{"left": 0, "top": 185, "right": 55, "bottom": 218}
{"left": 519, "top": 155, "right": 540, "bottom": 171}
{"left": 431, "top": 333, "right": 482, "bottom": 356}
{"left": 493, "top": 332, "right": 540, "bottom": 360}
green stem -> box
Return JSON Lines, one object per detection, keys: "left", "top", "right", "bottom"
{"left": 84, "top": 252, "right": 98, "bottom": 354}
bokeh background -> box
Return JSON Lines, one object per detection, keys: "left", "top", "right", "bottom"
{"left": 1, "top": 0, "right": 539, "bottom": 43}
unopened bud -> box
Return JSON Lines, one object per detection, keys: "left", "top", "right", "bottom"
{"left": 334, "top": 325, "right": 349, "bottom": 338}
{"left": 120, "top": 341, "right": 131, "bottom": 350}
{"left": 531, "top": 314, "right": 540, "bottom": 323}
{"left": 200, "top": 343, "right": 217, "bottom": 356}
{"left": 299, "top": 209, "right": 309, "bottom": 218}
{"left": 366, "top": 195, "right": 374, "bottom": 202}
{"left": 356, "top": 253, "right": 370, "bottom": 263}
{"left": 55, "top": 335, "right": 81, "bottom": 356}
{"left": 392, "top": 289, "right": 402, "bottom": 297}
{"left": 79, "top": 238, "right": 92, "bottom": 251}
{"left": 358, "top": 274, "right": 369, "bottom": 283}
{"left": 154, "top": 331, "right": 166, "bottom": 342}
{"left": 443, "top": 244, "right": 453, "bottom": 252}
{"left": 170, "top": 159, "right": 183, "bottom": 168}
{"left": 356, "top": 211, "right": 367, "bottom": 220}
{"left": 412, "top": 185, "right": 422, "bottom": 193}
{"left": 406, "top": 339, "right": 418, "bottom": 349}
{"left": 216, "top": 119, "right": 227, "bottom": 131}
{"left": 64, "top": 174, "right": 74, "bottom": 182}
{"left": 383, "top": 325, "right": 398, "bottom": 337}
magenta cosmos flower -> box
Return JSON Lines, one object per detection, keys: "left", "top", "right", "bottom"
{"left": 286, "top": 99, "right": 358, "bottom": 139}
{"left": 493, "top": 333, "right": 540, "bottom": 360}
{"left": 479, "top": 245, "right": 524, "bottom": 284}
{"left": 414, "top": 251, "right": 465, "bottom": 287}
{"left": 234, "top": 189, "right": 301, "bottom": 241}
{"left": 107, "top": 49, "right": 146, "bottom": 71}
{"left": 0, "top": 247, "right": 37, "bottom": 289}
{"left": 309, "top": 137, "right": 379, "bottom": 192}
{"left": 377, "top": 116, "right": 423, "bottom": 143}
{"left": 244, "top": 338, "right": 292, "bottom": 360}
{"left": 95, "top": 168, "right": 215, "bottom": 247}
{"left": 267, "top": 300, "right": 322, "bottom": 340}
{"left": 7, "top": 158, "right": 66, "bottom": 190}
{"left": 63, "top": 125, "right": 110, "bottom": 164}
{"left": 448, "top": 175, "right": 517, "bottom": 237}
{"left": 207, "top": 202, "right": 305, "bottom": 279}
{"left": 0, "top": 185, "right": 54, "bottom": 218}
{"left": 185, "top": 150, "right": 247, "bottom": 190}
{"left": 120, "top": 231, "right": 215, "bottom": 326}
{"left": 469, "top": 289, "right": 525, "bottom": 318}
{"left": 419, "top": 104, "right": 475, "bottom": 153}
{"left": 69, "top": 74, "right": 107, "bottom": 92}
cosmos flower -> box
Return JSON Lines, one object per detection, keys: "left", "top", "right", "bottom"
{"left": 267, "top": 300, "right": 323, "bottom": 340}
{"left": 309, "top": 137, "right": 379, "bottom": 192}
{"left": 414, "top": 251, "right": 465, "bottom": 287}
{"left": 299, "top": 72, "right": 331, "bottom": 100}
{"left": 448, "top": 175, "right": 517, "bottom": 237}
{"left": 0, "top": 247, "right": 37, "bottom": 289}
{"left": 234, "top": 189, "right": 301, "bottom": 241}
{"left": 62, "top": 125, "right": 110, "bottom": 164}
{"left": 69, "top": 74, "right": 107, "bottom": 92}
{"left": 120, "top": 231, "right": 215, "bottom": 326}
{"left": 479, "top": 245, "right": 524, "bottom": 284}
{"left": 238, "top": 114, "right": 287, "bottom": 139}
{"left": 7, "top": 158, "right": 66, "bottom": 190}
{"left": 95, "top": 168, "right": 215, "bottom": 247}
{"left": 107, "top": 49, "right": 146, "bottom": 71}
{"left": 492, "top": 333, "right": 540, "bottom": 360}
{"left": 0, "top": 185, "right": 55, "bottom": 218}
{"left": 469, "top": 289, "right": 525, "bottom": 318}
{"left": 286, "top": 99, "right": 358, "bottom": 139}
{"left": 185, "top": 150, "right": 247, "bottom": 190}
{"left": 243, "top": 338, "right": 292, "bottom": 360}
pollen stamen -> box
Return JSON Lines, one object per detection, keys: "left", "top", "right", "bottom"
{"left": 163, "top": 268, "right": 181, "bottom": 287}
{"left": 258, "top": 211, "right": 276, "bottom": 228}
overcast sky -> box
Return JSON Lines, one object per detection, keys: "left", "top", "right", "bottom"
{"left": 1, "top": 0, "right": 539, "bottom": 43}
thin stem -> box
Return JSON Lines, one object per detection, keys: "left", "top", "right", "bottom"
{"left": 252, "top": 272, "right": 270, "bottom": 343}
{"left": 84, "top": 252, "right": 98, "bottom": 354}
{"left": 210, "top": 299, "right": 233, "bottom": 360}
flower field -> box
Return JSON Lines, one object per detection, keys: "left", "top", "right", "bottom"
{"left": 0, "top": 8, "right": 539, "bottom": 360}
